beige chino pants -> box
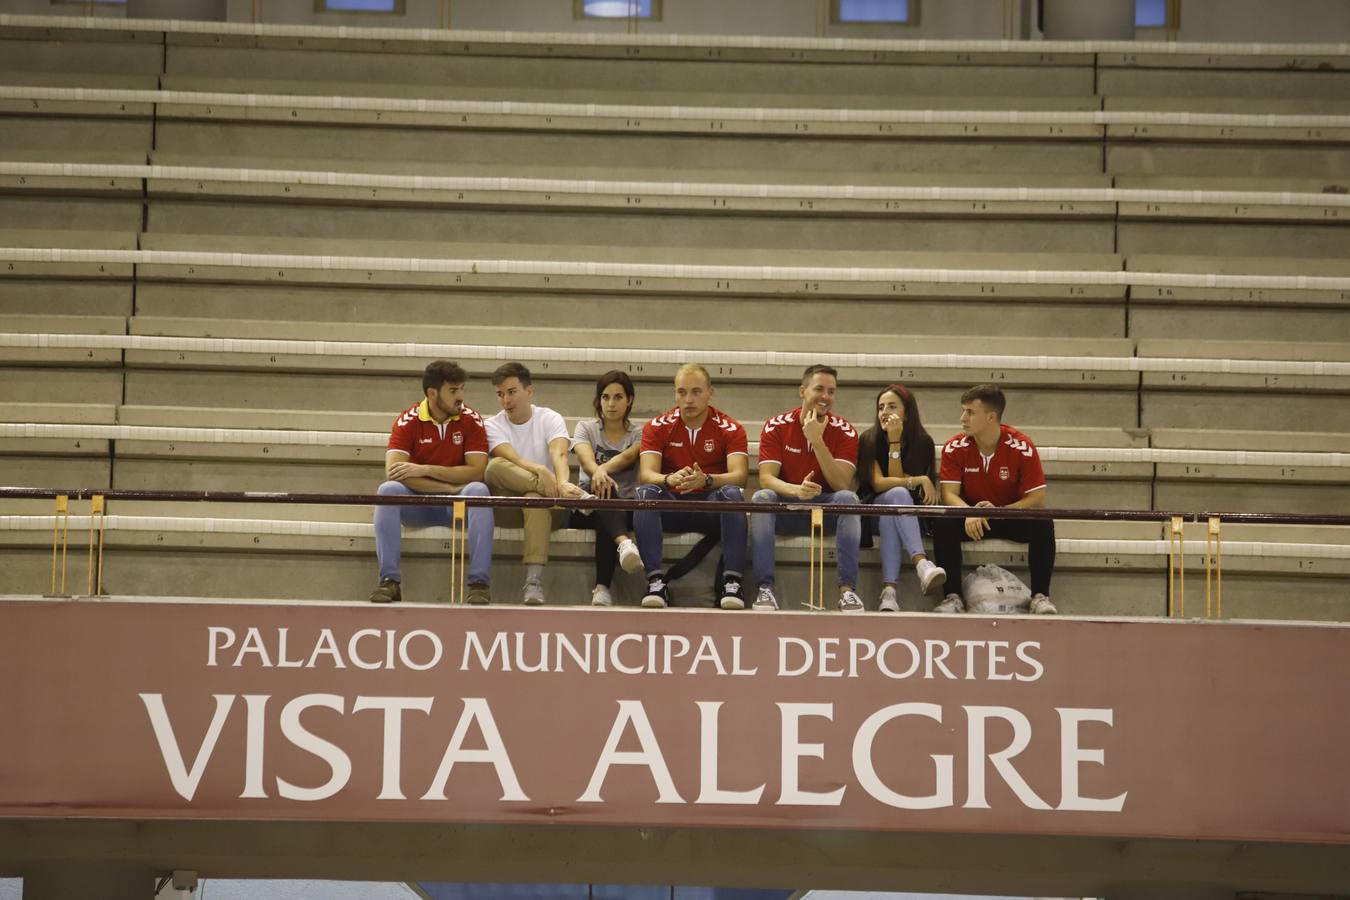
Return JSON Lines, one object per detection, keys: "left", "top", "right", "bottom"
{"left": 484, "top": 457, "right": 566, "bottom": 565}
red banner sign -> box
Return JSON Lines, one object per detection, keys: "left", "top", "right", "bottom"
{"left": 1, "top": 599, "right": 1347, "bottom": 843}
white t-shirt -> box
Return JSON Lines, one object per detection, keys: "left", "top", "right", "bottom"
{"left": 485, "top": 405, "right": 569, "bottom": 468}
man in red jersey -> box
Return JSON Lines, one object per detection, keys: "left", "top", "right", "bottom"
{"left": 368, "top": 360, "right": 493, "bottom": 605}
{"left": 932, "top": 383, "right": 1056, "bottom": 615}
{"left": 750, "top": 364, "right": 863, "bottom": 612}
{"left": 633, "top": 363, "right": 749, "bottom": 610}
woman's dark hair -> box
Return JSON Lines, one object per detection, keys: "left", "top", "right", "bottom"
{"left": 593, "top": 370, "right": 636, "bottom": 429}
{"left": 856, "top": 383, "right": 936, "bottom": 498}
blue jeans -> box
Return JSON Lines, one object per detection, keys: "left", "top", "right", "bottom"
{"left": 374, "top": 480, "right": 493, "bottom": 585}
{"left": 750, "top": 488, "right": 860, "bottom": 588}
{"left": 873, "top": 486, "right": 926, "bottom": 583}
{"left": 633, "top": 483, "right": 746, "bottom": 576}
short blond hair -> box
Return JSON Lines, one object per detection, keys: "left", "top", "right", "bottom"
{"left": 674, "top": 362, "right": 711, "bottom": 386}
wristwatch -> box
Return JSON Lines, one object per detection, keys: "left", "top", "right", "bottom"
{"left": 703, "top": 474, "right": 714, "bottom": 489}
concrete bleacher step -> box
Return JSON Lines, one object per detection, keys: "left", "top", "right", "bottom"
{"left": 1, "top": 512, "right": 1346, "bottom": 620}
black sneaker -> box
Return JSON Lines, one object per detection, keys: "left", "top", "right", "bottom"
{"left": 641, "top": 574, "right": 669, "bottom": 609}
{"left": 719, "top": 575, "right": 745, "bottom": 610}
{"left": 368, "top": 578, "right": 401, "bottom": 604}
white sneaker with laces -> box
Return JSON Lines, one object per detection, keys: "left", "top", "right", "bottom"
{"left": 1030, "top": 593, "right": 1058, "bottom": 615}
{"left": 523, "top": 578, "right": 546, "bottom": 606}
{"left": 617, "top": 538, "right": 643, "bottom": 574}
{"left": 837, "top": 588, "right": 864, "bottom": 613}
{"left": 591, "top": 585, "right": 612, "bottom": 607}
{"left": 753, "top": 585, "right": 779, "bottom": 611}
{"left": 878, "top": 585, "right": 899, "bottom": 613}
{"left": 916, "top": 558, "right": 947, "bottom": 595}
{"left": 934, "top": 593, "right": 964, "bottom": 614}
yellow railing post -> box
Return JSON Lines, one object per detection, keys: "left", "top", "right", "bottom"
{"left": 1167, "top": 516, "right": 1185, "bottom": 618}
{"left": 86, "top": 494, "right": 107, "bottom": 597}
{"left": 448, "top": 499, "right": 467, "bottom": 605}
{"left": 50, "top": 494, "right": 69, "bottom": 596}
{"left": 808, "top": 507, "right": 825, "bottom": 611}
{"left": 1206, "top": 516, "right": 1222, "bottom": 619}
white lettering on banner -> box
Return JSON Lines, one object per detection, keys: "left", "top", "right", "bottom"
{"left": 778, "top": 703, "right": 846, "bottom": 806}
{"left": 139, "top": 693, "right": 1125, "bottom": 814}
{"left": 779, "top": 637, "right": 1043, "bottom": 682}
{"left": 852, "top": 702, "right": 953, "bottom": 809}
{"left": 277, "top": 694, "right": 352, "bottom": 802}
{"left": 579, "top": 700, "right": 684, "bottom": 804}
{"left": 353, "top": 696, "right": 434, "bottom": 801}
{"left": 140, "top": 692, "right": 235, "bottom": 802}
{"left": 1056, "top": 708, "right": 1128, "bottom": 812}
{"left": 207, "top": 626, "right": 443, "bottom": 671}
{"left": 965, "top": 706, "right": 1051, "bottom": 810}
{"left": 695, "top": 701, "right": 766, "bottom": 805}
{"left": 459, "top": 631, "right": 758, "bottom": 677}
{"left": 422, "top": 698, "right": 529, "bottom": 803}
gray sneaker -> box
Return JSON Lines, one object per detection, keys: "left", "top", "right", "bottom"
{"left": 466, "top": 582, "right": 491, "bottom": 605}
{"left": 753, "top": 585, "right": 779, "bottom": 611}
{"left": 934, "top": 593, "right": 965, "bottom": 614}
{"left": 837, "top": 588, "right": 864, "bottom": 613}
{"left": 1030, "top": 593, "right": 1058, "bottom": 615}
{"left": 523, "top": 578, "right": 545, "bottom": 606}
{"left": 878, "top": 585, "right": 899, "bottom": 613}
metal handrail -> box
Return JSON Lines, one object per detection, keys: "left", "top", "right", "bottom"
{"left": 3, "top": 486, "right": 1349, "bottom": 527}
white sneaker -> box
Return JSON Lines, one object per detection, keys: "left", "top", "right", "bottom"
{"left": 837, "top": 588, "right": 864, "bottom": 613}
{"left": 1030, "top": 593, "right": 1058, "bottom": 615}
{"left": 917, "top": 558, "right": 947, "bottom": 596}
{"left": 878, "top": 585, "right": 899, "bottom": 613}
{"left": 753, "top": 585, "right": 779, "bottom": 611}
{"left": 591, "top": 585, "right": 612, "bottom": 607}
{"left": 617, "top": 538, "right": 643, "bottom": 574}
{"left": 523, "top": 578, "right": 546, "bottom": 606}
{"left": 934, "top": 593, "right": 964, "bottom": 614}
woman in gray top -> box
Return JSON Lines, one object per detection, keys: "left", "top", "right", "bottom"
{"left": 571, "top": 370, "right": 645, "bottom": 606}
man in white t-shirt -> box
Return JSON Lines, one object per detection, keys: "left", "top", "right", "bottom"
{"left": 484, "top": 361, "right": 588, "bottom": 605}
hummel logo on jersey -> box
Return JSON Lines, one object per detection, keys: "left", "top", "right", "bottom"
{"left": 669, "top": 441, "right": 685, "bottom": 448}
{"left": 946, "top": 436, "right": 971, "bottom": 453}
{"left": 786, "top": 445, "right": 804, "bottom": 453}
{"left": 1004, "top": 435, "right": 1034, "bottom": 457}
{"left": 965, "top": 467, "right": 981, "bottom": 473}
{"left": 418, "top": 438, "right": 434, "bottom": 444}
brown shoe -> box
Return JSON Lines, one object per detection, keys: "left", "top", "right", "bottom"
{"left": 368, "top": 579, "right": 402, "bottom": 604}
{"left": 466, "top": 582, "right": 491, "bottom": 605}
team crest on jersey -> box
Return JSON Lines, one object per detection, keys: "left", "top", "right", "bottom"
{"left": 704, "top": 439, "right": 715, "bottom": 453}
{"left": 452, "top": 432, "right": 464, "bottom": 445}
{"left": 999, "top": 466, "right": 1010, "bottom": 480}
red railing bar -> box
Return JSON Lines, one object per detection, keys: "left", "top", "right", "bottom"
{"left": 2, "top": 486, "right": 1348, "bottom": 527}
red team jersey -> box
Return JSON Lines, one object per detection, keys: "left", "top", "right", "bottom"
{"left": 758, "top": 408, "right": 859, "bottom": 485}
{"left": 641, "top": 406, "right": 748, "bottom": 475}
{"left": 939, "top": 423, "right": 1046, "bottom": 508}
{"left": 387, "top": 400, "right": 488, "bottom": 468}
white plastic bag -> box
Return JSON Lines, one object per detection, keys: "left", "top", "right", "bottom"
{"left": 961, "top": 563, "right": 1032, "bottom": 614}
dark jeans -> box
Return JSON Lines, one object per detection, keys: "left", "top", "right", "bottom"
{"left": 931, "top": 516, "right": 1056, "bottom": 597}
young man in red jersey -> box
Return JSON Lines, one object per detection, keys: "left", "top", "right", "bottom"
{"left": 633, "top": 363, "right": 749, "bottom": 610}
{"left": 932, "top": 383, "right": 1057, "bottom": 615}
{"left": 369, "top": 360, "right": 492, "bottom": 605}
{"left": 750, "top": 364, "right": 864, "bottom": 612}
